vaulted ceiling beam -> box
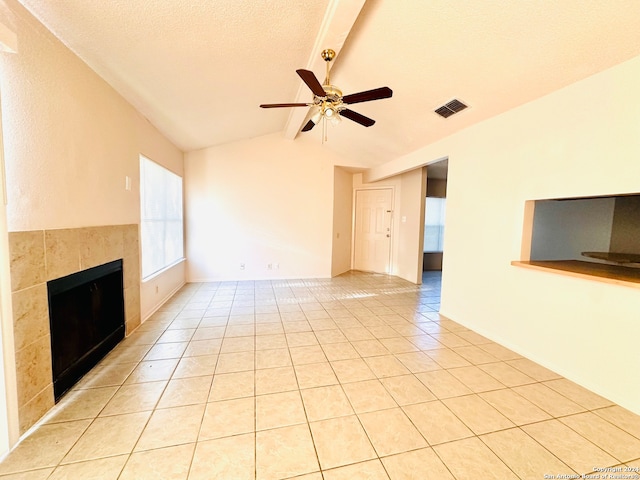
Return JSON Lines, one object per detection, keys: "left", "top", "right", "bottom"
{"left": 283, "top": 0, "right": 367, "bottom": 140}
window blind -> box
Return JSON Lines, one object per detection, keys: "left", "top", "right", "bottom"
{"left": 140, "top": 156, "right": 184, "bottom": 279}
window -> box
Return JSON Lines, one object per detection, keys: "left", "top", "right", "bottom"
{"left": 424, "top": 197, "right": 446, "bottom": 252}
{"left": 140, "top": 156, "right": 184, "bottom": 279}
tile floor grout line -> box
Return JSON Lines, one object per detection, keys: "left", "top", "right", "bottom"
{"left": 484, "top": 424, "right": 580, "bottom": 479}
{"left": 552, "top": 412, "right": 637, "bottom": 466}
{"left": 4, "top": 272, "right": 640, "bottom": 479}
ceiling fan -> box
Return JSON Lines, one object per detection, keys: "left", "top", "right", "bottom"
{"left": 260, "top": 49, "right": 393, "bottom": 134}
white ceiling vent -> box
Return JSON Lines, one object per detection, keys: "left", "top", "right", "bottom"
{"left": 434, "top": 99, "right": 468, "bottom": 118}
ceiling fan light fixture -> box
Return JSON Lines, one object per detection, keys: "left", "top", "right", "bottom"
{"left": 323, "top": 105, "right": 336, "bottom": 118}
{"left": 322, "top": 104, "right": 342, "bottom": 125}
{"left": 310, "top": 109, "right": 322, "bottom": 124}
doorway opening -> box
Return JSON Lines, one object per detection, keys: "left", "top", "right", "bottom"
{"left": 422, "top": 159, "right": 448, "bottom": 308}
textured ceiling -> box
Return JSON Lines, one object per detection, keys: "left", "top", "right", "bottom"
{"left": 17, "top": 0, "right": 640, "bottom": 167}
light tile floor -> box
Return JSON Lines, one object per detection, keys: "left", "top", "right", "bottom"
{"left": 1, "top": 271, "right": 639, "bottom": 479}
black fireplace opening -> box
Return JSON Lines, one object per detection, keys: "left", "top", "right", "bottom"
{"left": 47, "top": 259, "right": 125, "bottom": 401}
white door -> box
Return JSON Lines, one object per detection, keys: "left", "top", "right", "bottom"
{"left": 354, "top": 189, "right": 393, "bottom": 273}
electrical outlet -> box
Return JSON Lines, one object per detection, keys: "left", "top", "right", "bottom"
{"left": 155, "top": 285, "right": 159, "bottom": 294}
{"left": 240, "top": 263, "right": 245, "bottom": 270}
{"left": 267, "top": 264, "right": 272, "bottom": 270}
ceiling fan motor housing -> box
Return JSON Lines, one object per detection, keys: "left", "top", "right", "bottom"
{"left": 321, "top": 85, "right": 343, "bottom": 103}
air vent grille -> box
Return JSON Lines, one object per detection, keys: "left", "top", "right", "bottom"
{"left": 434, "top": 99, "right": 468, "bottom": 118}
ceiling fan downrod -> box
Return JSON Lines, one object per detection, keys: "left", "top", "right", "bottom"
{"left": 321, "top": 48, "right": 335, "bottom": 86}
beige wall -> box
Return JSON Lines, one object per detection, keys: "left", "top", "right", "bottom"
{"left": 0, "top": 1, "right": 185, "bottom": 314}
{"left": 0, "top": 92, "right": 17, "bottom": 454}
{"left": 366, "top": 54, "right": 640, "bottom": 414}
{"left": 0, "top": 3, "right": 184, "bottom": 231}
{"left": 331, "top": 167, "right": 353, "bottom": 277}
{"left": 396, "top": 168, "right": 426, "bottom": 283}
{"left": 140, "top": 261, "right": 186, "bottom": 321}
{"left": 0, "top": 0, "right": 185, "bottom": 445}
{"left": 184, "top": 134, "right": 348, "bottom": 281}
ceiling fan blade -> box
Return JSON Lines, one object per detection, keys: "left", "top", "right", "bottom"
{"left": 342, "top": 86, "right": 393, "bottom": 105}
{"left": 296, "top": 69, "right": 327, "bottom": 97}
{"left": 301, "top": 120, "right": 316, "bottom": 132}
{"left": 340, "top": 108, "right": 376, "bottom": 127}
{"left": 260, "top": 103, "right": 310, "bottom": 108}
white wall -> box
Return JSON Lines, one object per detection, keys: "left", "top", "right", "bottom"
{"left": 184, "top": 134, "right": 349, "bottom": 281}
{"left": 365, "top": 54, "right": 640, "bottom": 414}
{"left": 331, "top": 167, "right": 353, "bottom": 277}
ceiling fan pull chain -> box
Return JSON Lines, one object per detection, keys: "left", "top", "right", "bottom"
{"left": 322, "top": 115, "right": 326, "bottom": 144}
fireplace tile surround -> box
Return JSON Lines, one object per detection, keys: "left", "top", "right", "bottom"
{"left": 8, "top": 224, "right": 141, "bottom": 434}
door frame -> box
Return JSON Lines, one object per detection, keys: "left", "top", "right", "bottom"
{"left": 351, "top": 186, "right": 395, "bottom": 274}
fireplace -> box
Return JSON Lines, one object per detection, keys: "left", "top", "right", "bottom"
{"left": 47, "top": 259, "right": 125, "bottom": 400}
